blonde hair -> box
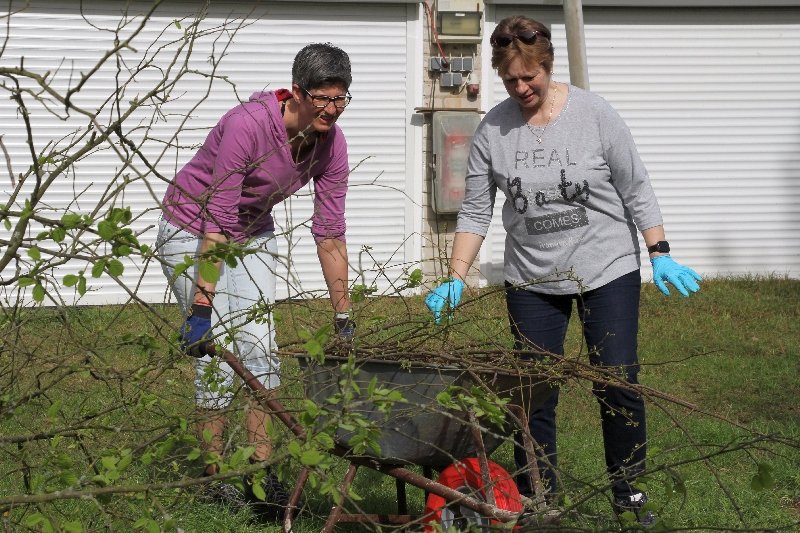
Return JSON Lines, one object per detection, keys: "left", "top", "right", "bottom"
{"left": 491, "top": 15, "right": 554, "bottom": 76}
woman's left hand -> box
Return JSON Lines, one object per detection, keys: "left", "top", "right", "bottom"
{"left": 650, "top": 255, "right": 702, "bottom": 297}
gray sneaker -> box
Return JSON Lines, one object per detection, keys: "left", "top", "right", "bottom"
{"left": 196, "top": 480, "right": 246, "bottom": 509}
{"left": 613, "top": 491, "right": 656, "bottom": 528}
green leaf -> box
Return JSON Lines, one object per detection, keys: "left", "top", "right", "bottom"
{"left": 198, "top": 260, "right": 219, "bottom": 283}
{"left": 101, "top": 455, "right": 118, "bottom": 470}
{"left": 24, "top": 513, "right": 47, "bottom": 527}
{"left": 300, "top": 449, "right": 325, "bottom": 466}
{"left": 751, "top": 462, "right": 775, "bottom": 491}
{"left": 287, "top": 440, "right": 302, "bottom": 458}
{"left": 3, "top": 218, "right": 10, "bottom": 230}
{"left": 134, "top": 518, "right": 160, "bottom": 533}
{"left": 407, "top": 268, "right": 423, "bottom": 288}
{"left": 77, "top": 275, "right": 87, "bottom": 296}
{"left": 436, "top": 391, "right": 452, "bottom": 404}
{"left": 27, "top": 246, "right": 41, "bottom": 261}
{"left": 109, "top": 207, "right": 132, "bottom": 225}
{"left": 107, "top": 259, "right": 124, "bottom": 277}
{"left": 387, "top": 390, "right": 403, "bottom": 402}
{"left": 186, "top": 448, "right": 202, "bottom": 461}
{"left": 62, "top": 521, "right": 84, "bottom": 533}
{"left": 117, "top": 450, "right": 133, "bottom": 471}
{"left": 32, "top": 283, "right": 45, "bottom": 302}
{"left": 97, "top": 220, "right": 116, "bottom": 241}
{"left": 55, "top": 452, "right": 73, "bottom": 469}
{"left": 61, "top": 213, "right": 83, "bottom": 229}
{"left": 91, "top": 259, "right": 106, "bottom": 278}
{"left": 51, "top": 226, "right": 66, "bottom": 242}
{"left": 228, "top": 446, "right": 254, "bottom": 468}
{"left": 63, "top": 274, "right": 79, "bottom": 287}
{"left": 17, "top": 276, "right": 36, "bottom": 288}
{"left": 114, "top": 244, "right": 132, "bottom": 257}
{"left": 60, "top": 471, "right": 79, "bottom": 487}
{"left": 172, "top": 261, "right": 191, "bottom": 280}
{"left": 174, "top": 20, "right": 182, "bottom": 29}
{"left": 314, "top": 432, "right": 335, "bottom": 451}
{"left": 618, "top": 510, "right": 638, "bottom": 527}
{"left": 251, "top": 480, "right": 266, "bottom": 501}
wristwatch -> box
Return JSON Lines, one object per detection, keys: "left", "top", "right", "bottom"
{"left": 647, "top": 241, "right": 670, "bottom": 254}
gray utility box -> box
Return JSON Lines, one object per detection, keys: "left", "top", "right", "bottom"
{"left": 432, "top": 111, "right": 482, "bottom": 214}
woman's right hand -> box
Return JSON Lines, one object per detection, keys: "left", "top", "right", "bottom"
{"left": 180, "top": 303, "right": 213, "bottom": 357}
{"left": 425, "top": 279, "right": 465, "bottom": 324}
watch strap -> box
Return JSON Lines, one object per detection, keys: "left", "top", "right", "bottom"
{"left": 647, "top": 241, "right": 670, "bottom": 254}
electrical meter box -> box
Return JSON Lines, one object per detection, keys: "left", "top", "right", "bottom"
{"left": 432, "top": 111, "right": 481, "bottom": 214}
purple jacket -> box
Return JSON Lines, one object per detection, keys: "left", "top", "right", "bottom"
{"left": 162, "top": 91, "right": 349, "bottom": 243}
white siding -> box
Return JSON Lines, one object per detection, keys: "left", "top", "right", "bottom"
{"left": 0, "top": 0, "right": 421, "bottom": 305}
{"left": 480, "top": 5, "right": 800, "bottom": 284}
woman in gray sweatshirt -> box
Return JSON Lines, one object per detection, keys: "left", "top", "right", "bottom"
{"left": 425, "top": 14, "right": 702, "bottom": 527}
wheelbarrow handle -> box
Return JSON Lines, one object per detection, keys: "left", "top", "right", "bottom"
{"left": 203, "top": 343, "right": 308, "bottom": 440}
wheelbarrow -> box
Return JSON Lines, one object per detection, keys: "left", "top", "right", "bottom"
{"left": 212, "top": 346, "right": 555, "bottom": 532}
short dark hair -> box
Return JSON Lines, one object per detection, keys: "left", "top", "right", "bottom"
{"left": 292, "top": 43, "right": 352, "bottom": 91}
{"left": 491, "top": 16, "right": 554, "bottom": 75}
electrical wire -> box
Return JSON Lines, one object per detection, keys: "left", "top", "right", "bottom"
{"left": 423, "top": 1, "right": 449, "bottom": 69}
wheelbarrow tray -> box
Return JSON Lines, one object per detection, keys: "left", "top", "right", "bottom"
{"left": 298, "top": 354, "right": 551, "bottom": 467}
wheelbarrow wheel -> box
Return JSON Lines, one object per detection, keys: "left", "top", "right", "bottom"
{"left": 424, "top": 458, "right": 523, "bottom": 532}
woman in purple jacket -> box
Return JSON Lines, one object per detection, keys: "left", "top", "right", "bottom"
{"left": 156, "top": 43, "right": 354, "bottom": 520}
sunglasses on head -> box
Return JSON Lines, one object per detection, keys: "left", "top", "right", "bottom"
{"left": 490, "top": 29, "right": 543, "bottom": 48}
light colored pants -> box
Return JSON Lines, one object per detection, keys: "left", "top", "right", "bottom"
{"left": 156, "top": 218, "right": 280, "bottom": 409}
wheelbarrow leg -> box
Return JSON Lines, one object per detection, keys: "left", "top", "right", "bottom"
{"left": 322, "top": 462, "right": 359, "bottom": 533}
{"left": 423, "top": 465, "right": 434, "bottom": 504}
{"left": 508, "top": 404, "right": 547, "bottom": 512}
{"left": 396, "top": 477, "right": 408, "bottom": 515}
{"left": 468, "top": 411, "right": 497, "bottom": 508}
{"left": 282, "top": 467, "right": 310, "bottom": 533}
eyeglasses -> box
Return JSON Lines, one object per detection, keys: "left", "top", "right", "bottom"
{"left": 490, "top": 29, "right": 544, "bottom": 48}
{"left": 300, "top": 86, "right": 352, "bottom": 109}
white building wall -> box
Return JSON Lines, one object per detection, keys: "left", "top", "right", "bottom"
{"left": 0, "top": 0, "right": 423, "bottom": 305}
{"left": 479, "top": 4, "right": 800, "bottom": 284}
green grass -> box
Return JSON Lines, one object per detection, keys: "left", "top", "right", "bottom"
{"left": 1, "top": 276, "right": 798, "bottom": 532}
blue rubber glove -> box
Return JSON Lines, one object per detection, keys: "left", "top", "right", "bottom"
{"left": 425, "top": 279, "right": 465, "bottom": 324}
{"left": 180, "top": 302, "right": 213, "bottom": 357}
{"left": 651, "top": 255, "right": 702, "bottom": 297}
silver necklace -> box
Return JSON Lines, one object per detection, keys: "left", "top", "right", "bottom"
{"left": 526, "top": 84, "right": 557, "bottom": 144}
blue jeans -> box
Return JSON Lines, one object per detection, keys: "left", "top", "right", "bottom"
{"left": 506, "top": 270, "right": 647, "bottom": 498}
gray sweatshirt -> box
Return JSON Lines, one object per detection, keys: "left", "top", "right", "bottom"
{"left": 457, "top": 85, "right": 663, "bottom": 294}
